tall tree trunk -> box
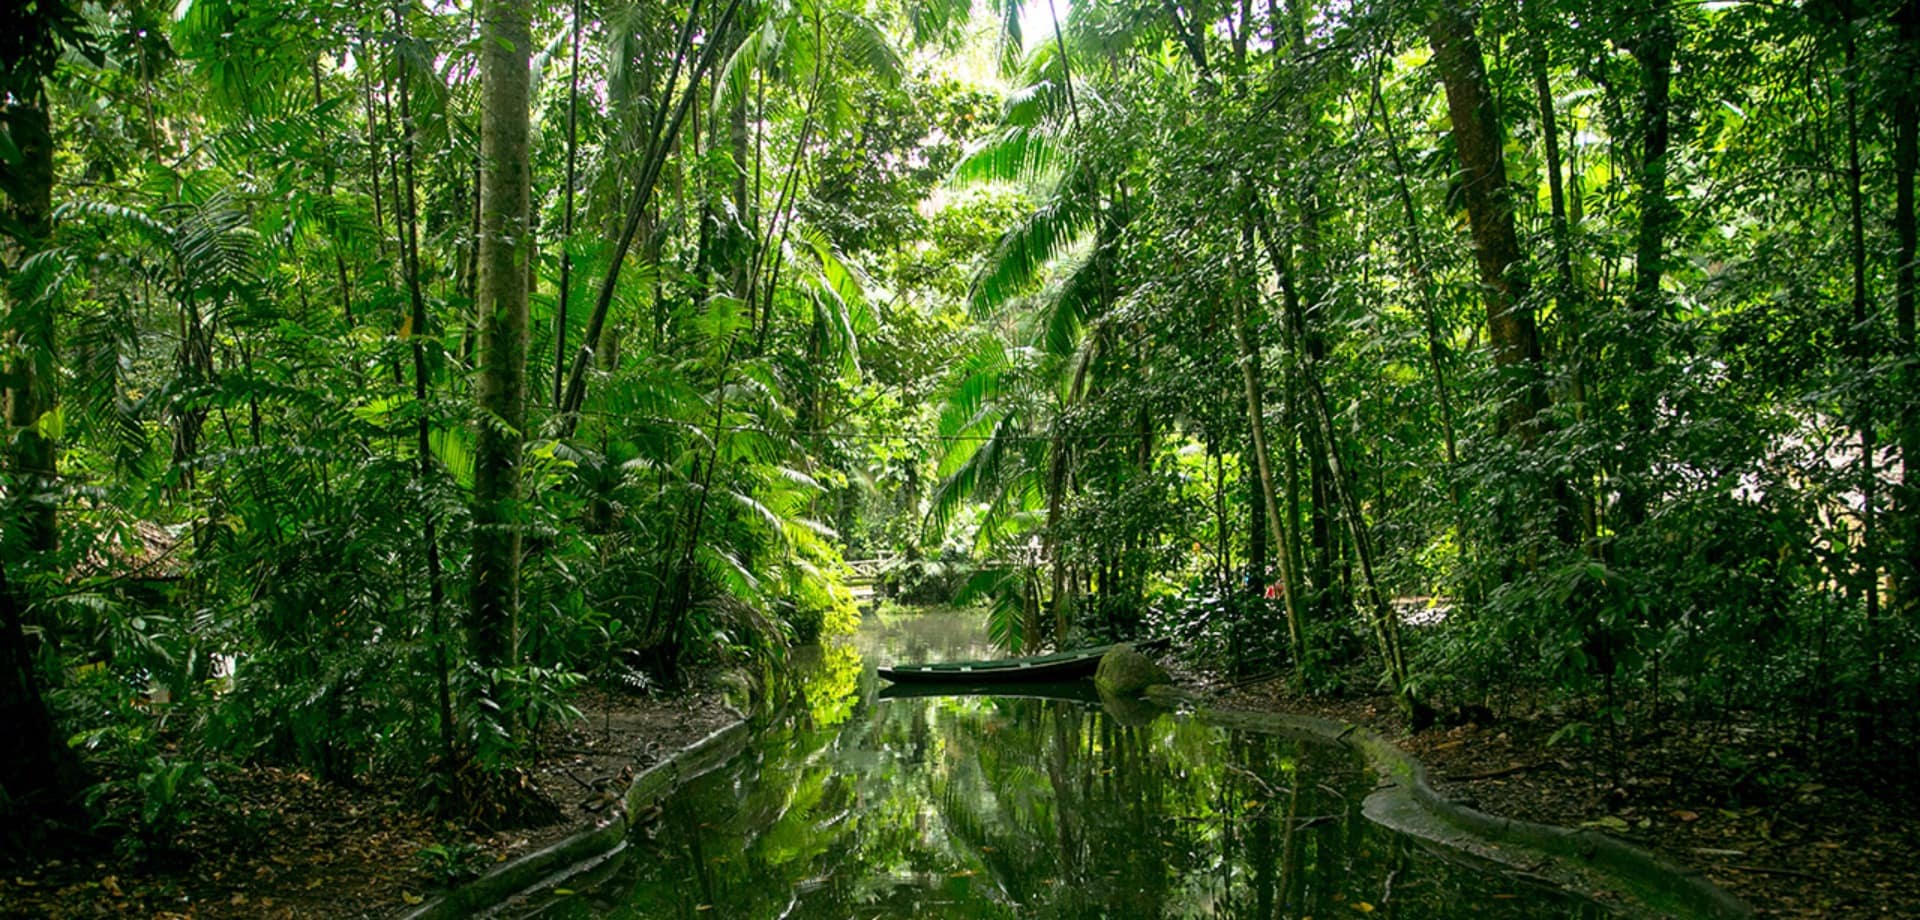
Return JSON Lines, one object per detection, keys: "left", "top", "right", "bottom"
{"left": 358, "top": 27, "right": 389, "bottom": 262}
{"left": 2, "top": 98, "right": 57, "bottom": 554}
{"left": 470, "top": 0, "right": 533, "bottom": 678}
{"left": 1528, "top": 19, "right": 1600, "bottom": 553}
{"left": 1274, "top": 0, "right": 1342, "bottom": 620}
{"left": 1235, "top": 218, "right": 1304, "bottom": 673}
{"left": 392, "top": 4, "right": 455, "bottom": 763}
{"left": 1045, "top": 350, "right": 1096, "bottom": 647}
{"left": 1369, "top": 58, "right": 1459, "bottom": 476}
{"left": 1045, "top": 431, "right": 1072, "bottom": 648}
{"left": 313, "top": 59, "right": 356, "bottom": 327}
{"left": 1426, "top": 1, "right": 1550, "bottom": 443}
{"left": 552, "top": 0, "right": 584, "bottom": 409}
{"left": 727, "top": 11, "right": 753, "bottom": 301}
{"left": 1428, "top": 0, "right": 1577, "bottom": 561}
{"left": 1619, "top": 6, "right": 1675, "bottom": 530}
{"left": 1842, "top": 14, "right": 1882, "bottom": 735}
{"left": 557, "top": 0, "right": 745, "bottom": 434}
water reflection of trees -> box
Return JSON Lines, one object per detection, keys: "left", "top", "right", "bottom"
{"left": 571, "top": 654, "right": 1598, "bottom": 919}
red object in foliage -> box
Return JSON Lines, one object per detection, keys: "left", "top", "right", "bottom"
{"left": 1264, "top": 582, "right": 1285, "bottom": 600}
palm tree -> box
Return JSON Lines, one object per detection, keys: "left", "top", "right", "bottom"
{"left": 928, "top": 9, "right": 1134, "bottom": 649}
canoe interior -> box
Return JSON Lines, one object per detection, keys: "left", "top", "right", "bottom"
{"left": 875, "top": 680, "right": 1104, "bottom": 703}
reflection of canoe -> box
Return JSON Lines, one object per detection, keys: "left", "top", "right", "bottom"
{"left": 876, "top": 638, "right": 1167, "bottom": 684}
{"left": 875, "top": 679, "right": 1105, "bottom": 703}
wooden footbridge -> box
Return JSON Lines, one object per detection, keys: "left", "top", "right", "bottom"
{"left": 844, "top": 555, "right": 895, "bottom": 607}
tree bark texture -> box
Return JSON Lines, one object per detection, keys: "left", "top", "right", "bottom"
{"left": 1893, "top": 0, "right": 1919, "bottom": 619}
{"left": 1426, "top": 1, "right": 1550, "bottom": 442}
{"left": 470, "top": 0, "right": 532, "bottom": 673}
{"left": 0, "top": 561, "right": 89, "bottom": 826}
{"left": 1619, "top": 7, "right": 1675, "bottom": 530}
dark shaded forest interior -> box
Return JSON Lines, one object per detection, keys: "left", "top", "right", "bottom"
{"left": 4, "top": 0, "right": 1920, "bottom": 915}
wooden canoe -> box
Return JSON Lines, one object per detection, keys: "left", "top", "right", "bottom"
{"left": 875, "top": 680, "right": 1104, "bottom": 703}
{"left": 876, "top": 638, "right": 1167, "bottom": 685}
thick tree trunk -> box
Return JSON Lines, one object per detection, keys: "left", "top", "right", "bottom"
{"left": 470, "top": 0, "right": 533, "bottom": 675}
{"left": 3, "top": 99, "right": 58, "bottom": 554}
{"left": 1893, "top": 0, "right": 1919, "bottom": 623}
{"left": 1426, "top": 1, "right": 1550, "bottom": 443}
{"left": 0, "top": 560, "right": 88, "bottom": 829}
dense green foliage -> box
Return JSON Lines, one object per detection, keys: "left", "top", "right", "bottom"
{"left": 4, "top": 0, "right": 1919, "bottom": 855}
{"left": 925, "top": 0, "right": 1920, "bottom": 742}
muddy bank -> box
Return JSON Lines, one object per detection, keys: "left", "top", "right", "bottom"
{"left": 1207, "top": 678, "right": 1920, "bottom": 918}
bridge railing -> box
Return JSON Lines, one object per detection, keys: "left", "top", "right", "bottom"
{"left": 843, "top": 554, "right": 898, "bottom": 582}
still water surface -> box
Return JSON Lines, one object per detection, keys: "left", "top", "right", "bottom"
{"left": 542, "top": 609, "right": 1602, "bottom": 919}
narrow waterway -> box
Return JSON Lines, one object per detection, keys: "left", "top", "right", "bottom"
{"left": 537, "top": 608, "right": 1601, "bottom": 918}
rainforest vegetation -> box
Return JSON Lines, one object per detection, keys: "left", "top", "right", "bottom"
{"left": 4, "top": 0, "right": 1919, "bottom": 874}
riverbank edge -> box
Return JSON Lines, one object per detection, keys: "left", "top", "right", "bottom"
{"left": 398, "top": 718, "right": 750, "bottom": 920}
{"left": 1151, "top": 688, "right": 1752, "bottom": 919}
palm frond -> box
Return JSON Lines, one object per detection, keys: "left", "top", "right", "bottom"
{"left": 949, "top": 125, "right": 1067, "bottom": 190}
{"left": 713, "top": 18, "right": 777, "bottom": 119}
{"left": 697, "top": 543, "right": 762, "bottom": 600}
{"left": 832, "top": 10, "right": 903, "bottom": 89}
{"left": 1039, "top": 237, "right": 1107, "bottom": 357}
{"left": 968, "top": 163, "right": 1100, "bottom": 317}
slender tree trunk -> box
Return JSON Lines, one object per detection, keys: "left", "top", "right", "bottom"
{"left": 1272, "top": 0, "right": 1342, "bottom": 619}
{"left": 552, "top": 0, "right": 584, "bottom": 409}
{"left": 1528, "top": 21, "right": 1600, "bottom": 552}
{"left": 2, "top": 99, "right": 57, "bottom": 554}
{"left": 470, "top": 0, "right": 533, "bottom": 678}
{"left": 1214, "top": 437, "right": 1232, "bottom": 588}
{"left": 358, "top": 28, "right": 389, "bottom": 262}
{"left": 1842, "top": 16, "right": 1882, "bottom": 735}
{"left": 1044, "top": 349, "right": 1096, "bottom": 647}
{"left": 1369, "top": 58, "right": 1458, "bottom": 476}
{"left": 1290, "top": 228, "right": 1340, "bottom": 619}
{"left": 1235, "top": 219, "right": 1304, "bottom": 672}
{"left": 1302, "top": 366, "right": 1414, "bottom": 713}
{"left": 558, "top": 0, "right": 745, "bottom": 433}
{"left": 1619, "top": 6, "right": 1675, "bottom": 530}
{"left": 728, "top": 35, "right": 752, "bottom": 301}
{"left": 313, "top": 59, "right": 356, "bottom": 327}
{"left": 1045, "top": 432, "right": 1072, "bottom": 648}
{"left": 392, "top": 4, "right": 455, "bottom": 763}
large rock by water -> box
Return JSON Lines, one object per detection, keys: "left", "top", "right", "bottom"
{"left": 1095, "top": 644, "right": 1171, "bottom": 696}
